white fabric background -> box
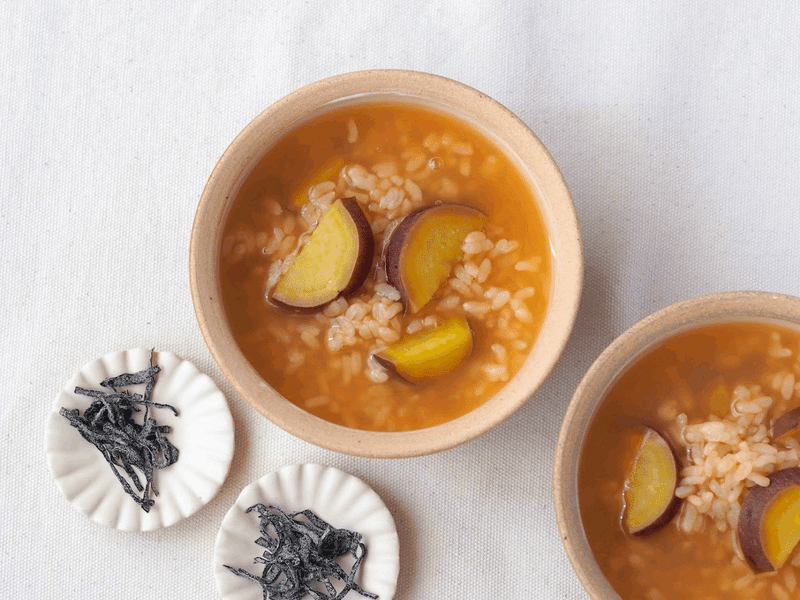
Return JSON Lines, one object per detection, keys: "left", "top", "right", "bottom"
{"left": 2, "top": 2, "right": 799, "bottom": 598}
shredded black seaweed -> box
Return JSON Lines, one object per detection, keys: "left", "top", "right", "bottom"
{"left": 59, "top": 352, "right": 179, "bottom": 512}
{"left": 225, "top": 504, "right": 378, "bottom": 600}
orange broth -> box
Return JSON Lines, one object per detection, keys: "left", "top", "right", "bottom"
{"left": 219, "top": 101, "right": 551, "bottom": 431}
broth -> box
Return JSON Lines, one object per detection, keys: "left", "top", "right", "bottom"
{"left": 219, "top": 101, "right": 551, "bottom": 431}
{"left": 579, "top": 322, "right": 800, "bottom": 599}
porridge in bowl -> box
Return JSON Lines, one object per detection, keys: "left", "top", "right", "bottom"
{"left": 579, "top": 322, "right": 800, "bottom": 600}
{"left": 219, "top": 100, "right": 552, "bottom": 432}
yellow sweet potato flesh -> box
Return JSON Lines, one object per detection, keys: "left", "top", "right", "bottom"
{"left": 709, "top": 382, "right": 730, "bottom": 418}
{"left": 374, "top": 316, "right": 473, "bottom": 382}
{"left": 271, "top": 198, "right": 372, "bottom": 309}
{"left": 762, "top": 486, "right": 800, "bottom": 569}
{"left": 290, "top": 158, "right": 346, "bottom": 207}
{"left": 623, "top": 428, "right": 678, "bottom": 535}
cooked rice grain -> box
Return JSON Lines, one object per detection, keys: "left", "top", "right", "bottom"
{"left": 676, "top": 382, "right": 800, "bottom": 540}
{"left": 346, "top": 118, "right": 358, "bottom": 143}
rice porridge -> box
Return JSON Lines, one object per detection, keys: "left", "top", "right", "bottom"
{"left": 579, "top": 322, "right": 800, "bottom": 599}
{"left": 219, "top": 101, "right": 551, "bottom": 431}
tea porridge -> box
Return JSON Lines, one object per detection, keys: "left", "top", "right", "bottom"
{"left": 219, "top": 101, "right": 551, "bottom": 431}
{"left": 579, "top": 322, "right": 800, "bottom": 599}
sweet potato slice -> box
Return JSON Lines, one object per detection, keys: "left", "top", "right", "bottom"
{"left": 384, "top": 204, "right": 487, "bottom": 313}
{"left": 738, "top": 467, "right": 800, "bottom": 572}
{"left": 271, "top": 197, "right": 374, "bottom": 310}
{"left": 772, "top": 407, "right": 800, "bottom": 440}
{"left": 373, "top": 316, "right": 473, "bottom": 382}
{"left": 291, "top": 157, "right": 345, "bottom": 207}
{"left": 708, "top": 381, "right": 730, "bottom": 418}
{"left": 622, "top": 427, "right": 680, "bottom": 536}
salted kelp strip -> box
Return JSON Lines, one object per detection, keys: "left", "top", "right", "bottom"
{"left": 59, "top": 353, "right": 179, "bottom": 512}
{"left": 225, "top": 504, "right": 378, "bottom": 600}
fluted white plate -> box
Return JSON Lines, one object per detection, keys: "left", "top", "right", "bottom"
{"left": 45, "top": 348, "right": 234, "bottom": 531}
{"left": 215, "top": 464, "right": 399, "bottom": 600}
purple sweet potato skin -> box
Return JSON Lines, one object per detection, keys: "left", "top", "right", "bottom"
{"left": 338, "top": 197, "right": 375, "bottom": 298}
{"left": 772, "top": 407, "right": 800, "bottom": 440}
{"left": 371, "top": 354, "right": 409, "bottom": 383}
{"left": 627, "top": 427, "right": 682, "bottom": 537}
{"left": 383, "top": 207, "right": 425, "bottom": 310}
{"left": 738, "top": 466, "right": 800, "bottom": 573}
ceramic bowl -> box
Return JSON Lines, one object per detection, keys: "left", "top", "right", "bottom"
{"left": 190, "top": 69, "right": 583, "bottom": 457}
{"left": 553, "top": 291, "right": 800, "bottom": 599}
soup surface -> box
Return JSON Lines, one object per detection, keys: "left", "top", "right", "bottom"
{"left": 219, "top": 100, "right": 551, "bottom": 431}
{"left": 579, "top": 322, "right": 800, "bottom": 600}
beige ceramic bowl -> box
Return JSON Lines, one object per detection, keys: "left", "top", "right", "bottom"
{"left": 190, "top": 70, "right": 583, "bottom": 458}
{"left": 553, "top": 290, "right": 800, "bottom": 599}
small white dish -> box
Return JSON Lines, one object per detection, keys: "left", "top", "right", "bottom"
{"left": 214, "top": 463, "right": 399, "bottom": 600}
{"left": 45, "top": 348, "right": 235, "bottom": 531}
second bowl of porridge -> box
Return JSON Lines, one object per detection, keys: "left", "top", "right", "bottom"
{"left": 555, "top": 291, "right": 800, "bottom": 599}
{"left": 190, "top": 70, "right": 583, "bottom": 457}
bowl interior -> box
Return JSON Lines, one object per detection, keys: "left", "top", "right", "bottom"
{"left": 553, "top": 291, "right": 800, "bottom": 599}
{"left": 190, "top": 70, "right": 583, "bottom": 457}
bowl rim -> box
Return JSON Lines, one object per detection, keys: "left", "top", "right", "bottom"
{"left": 553, "top": 290, "right": 800, "bottom": 599}
{"left": 190, "top": 69, "right": 583, "bottom": 458}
